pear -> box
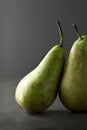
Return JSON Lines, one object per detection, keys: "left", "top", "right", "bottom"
{"left": 59, "top": 24, "right": 87, "bottom": 111}
{"left": 15, "top": 21, "right": 66, "bottom": 113}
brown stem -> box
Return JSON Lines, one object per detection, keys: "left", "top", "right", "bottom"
{"left": 72, "top": 24, "right": 83, "bottom": 40}
{"left": 57, "top": 20, "right": 64, "bottom": 47}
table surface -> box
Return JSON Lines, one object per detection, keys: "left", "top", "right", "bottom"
{"left": 0, "top": 79, "right": 87, "bottom": 130}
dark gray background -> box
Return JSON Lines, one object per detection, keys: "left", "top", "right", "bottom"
{"left": 0, "top": 1, "right": 87, "bottom": 130}
{"left": 0, "top": 0, "right": 87, "bottom": 79}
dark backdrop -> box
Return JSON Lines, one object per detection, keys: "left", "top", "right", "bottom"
{"left": 0, "top": 0, "right": 87, "bottom": 79}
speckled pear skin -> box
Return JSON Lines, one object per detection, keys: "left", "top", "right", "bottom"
{"left": 15, "top": 45, "right": 65, "bottom": 113}
{"left": 59, "top": 36, "right": 87, "bottom": 111}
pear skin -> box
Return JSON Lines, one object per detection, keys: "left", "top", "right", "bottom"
{"left": 59, "top": 24, "right": 87, "bottom": 111}
{"left": 15, "top": 21, "right": 66, "bottom": 113}
{"left": 15, "top": 45, "right": 65, "bottom": 113}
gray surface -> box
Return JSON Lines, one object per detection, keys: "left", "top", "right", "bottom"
{"left": 0, "top": 0, "right": 87, "bottom": 78}
{"left": 0, "top": 79, "right": 87, "bottom": 130}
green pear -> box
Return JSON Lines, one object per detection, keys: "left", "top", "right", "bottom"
{"left": 59, "top": 24, "right": 87, "bottom": 111}
{"left": 15, "top": 21, "right": 66, "bottom": 113}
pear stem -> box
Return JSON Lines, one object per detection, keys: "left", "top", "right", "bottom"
{"left": 72, "top": 24, "right": 83, "bottom": 40}
{"left": 57, "top": 20, "right": 63, "bottom": 47}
